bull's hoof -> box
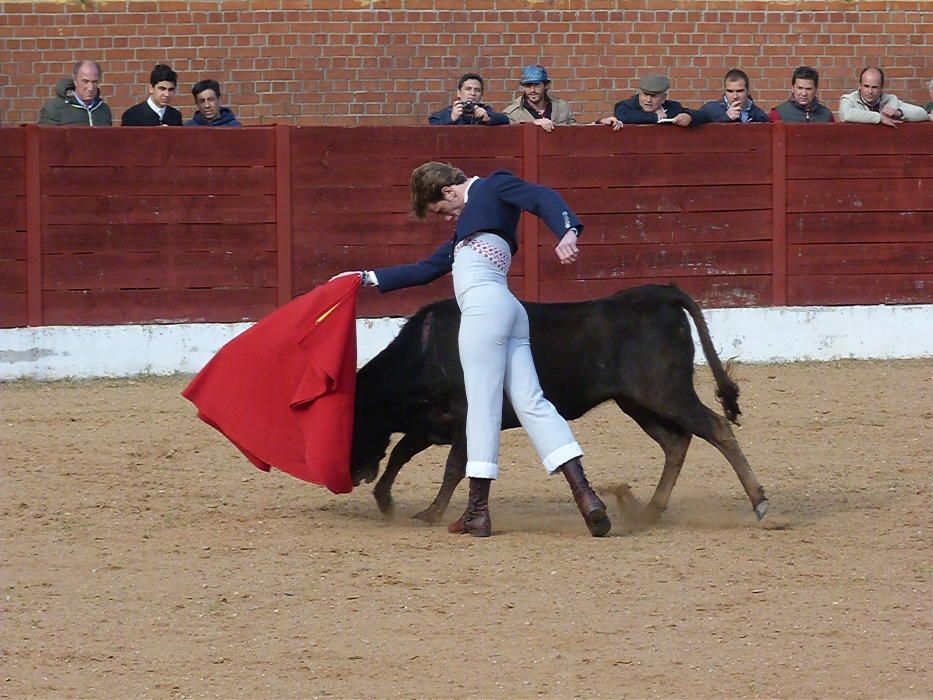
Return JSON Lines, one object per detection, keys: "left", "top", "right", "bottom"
{"left": 412, "top": 507, "right": 443, "bottom": 524}
{"left": 374, "top": 492, "right": 395, "bottom": 518}
{"left": 754, "top": 499, "right": 769, "bottom": 521}
{"left": 640, "top": 504, "right": 664, "bottom": 525}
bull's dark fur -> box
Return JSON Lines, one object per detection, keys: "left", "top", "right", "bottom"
{"left": 352, "top": 284, "right": 768, "bottom": 524}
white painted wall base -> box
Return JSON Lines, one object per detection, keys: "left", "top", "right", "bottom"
{"left": 1, "top": 305, "right": 930, "bottom": 381}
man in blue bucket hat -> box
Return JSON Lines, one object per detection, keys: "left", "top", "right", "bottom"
{"left": 504, "top": 64, "right": 578, "bottom": 132}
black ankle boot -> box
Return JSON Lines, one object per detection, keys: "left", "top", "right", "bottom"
{"left": 558, "top": 458, "right": 611, "bottom": 537}
{"left": 447, "top": 477, "right": 492, "bottom": 537}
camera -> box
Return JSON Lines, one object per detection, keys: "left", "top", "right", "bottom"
{"left": 459, "top": 101, "right": 485, "bottom": 115}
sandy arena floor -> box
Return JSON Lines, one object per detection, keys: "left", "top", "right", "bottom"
{"left": 2, "top": 360, "right": 931, "bottom": 698}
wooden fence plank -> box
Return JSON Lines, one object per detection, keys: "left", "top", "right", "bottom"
{"left": 785, "top": 123, "right": 933, "bottom": 156}
{"left": 0, "top": 259, "right": 27, "bottom": 293}
{"left": 787, "top": 211, "right": 933, "bottom": 244}
{"left": 0, "top": 161, "right": 26, "bottom": 195}
{"left": 788, "top": 274, "right": 933, "bottom": 306}
{"left": 539, "top": 241, "right": 771, "bottom": 279}
{"left": 42, "top": 194, "right": 275, "bottom": 225}
{"left": 0, "top": 293, "right": 27, "bottom": 327}
{"left": 0, "top": 231, "right": 26, "bottom": 261}
{"left": 42, "top": 166, "right": 276, "bottom": 196}
{"left": 42, "top": 223, "right": 276, "bottom": 254}
{"left": 787, "top": 154, "right": 933, "bottom": 180}
{"left": 539, "top": 123, "right": 772, "bottom": 156}
{"left": 0, "top": 198, "right": 26, "bottom": 233}
{"left": 567, "top": 184, "right": 772, "bottom": 214}
{"left": 290, "top": 213, "right": 452, "bottom": 246}
{"left": 42, "top": 250, "right": 277, "bottom": 290}
{"left": 539, "top": 275, "right": 771, "bottom": 308}
{"left": 42, "top": 287, "right": 277, "bottom": 325}
{"left": 540, "top": 152, "right": 772, "bottom": 188}
{"left": 562, "top": 211, "right": 773, "bottom": 244}
{"left": 0, "top": 128, "right": 26, "bottom": 157}
{"left": 788, "top": 242, "right": 932, "bottom": 275}
{"left": 786, "top": 178, "right": 930, "bottom": 213}
{"left": 290, "top": 125, "right": 522, "bottom": 160}
{"left": 39, "top": 127, "right": 277, "bottom": 167}
{"left": 292, "top": 185, "right": 412, "bottom": 214}
{"left": 292, "top": 156, "right": 523, "bottom": 186}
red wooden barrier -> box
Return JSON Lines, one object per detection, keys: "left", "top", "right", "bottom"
{"left": 0, "top": 129, "right": 28, "bottom": 327}
{"left": 784, "top": 123, "right": 933, "bottom": 306}
{"left": 0, "top": 122, "right": 929, "bottom": 328}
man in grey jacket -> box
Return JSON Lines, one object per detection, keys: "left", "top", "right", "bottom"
{"left": 839, "top": 66, "right": 931, "bottom": 127}
{"left": 38, "top": 60, "right": 112, "bottom": 126}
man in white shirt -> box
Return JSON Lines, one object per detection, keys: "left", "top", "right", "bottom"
{"left": 839, "top": 66, "right": 931, "bottom": 127}
{"left": 120, "top": 64, "right": 183, "bottom": 126}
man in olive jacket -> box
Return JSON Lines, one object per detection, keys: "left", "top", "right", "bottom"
{"left": 503, "top": 64, "right": 576, "bottom": 132}
{"left": 38, "top": 60, "right": 112, "bottom": 126}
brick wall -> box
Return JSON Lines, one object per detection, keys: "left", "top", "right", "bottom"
{"left": 1, "top": 0, "right": 930, "bottom": 126}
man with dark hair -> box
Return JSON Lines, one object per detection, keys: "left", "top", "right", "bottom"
{"left": 503, "top": 64, "right": 576, "bottom": 131}
{"left": 428, "top": 73, "right": 509, "bottom": 125}
{"left": 38, "top": 60, "right": 112, "bottom": 126}
{"left": 839, "top": 66, "right": 930, "bottom": 127}
{"left": 121, "top": 64, "right": 183, "bottom": 126}
{"left": 185, "top": 79, "right": 241, "bottom": 127}
{"left": 696, "top": 69, "right": 769, "bottom": 123}
{"left": 769, "top": 66, "right": 834, "bottom": 122}
{"left": 613, "top": 74, "right": 703, "bottom": 127}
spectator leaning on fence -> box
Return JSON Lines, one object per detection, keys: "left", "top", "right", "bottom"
{"left": 696, "top": 69, "right": 769, "bottom": 123}
{"left": 38, "top": 60, "right": 112, "bottom": 126}
{"left": 502, "top": 64, "right": 576, "bottom": 132}
{"left": 769, "top": 66, "right": 834, "bottom": 123}
{"left": 428, "top": 73, "right": 509, "bottom": 126}
{"left": 613, "top": 74, "right": 702, "bottom": 127}
{"left": 925, "top": 78, "right": 933, "bottom": 114}
{"left": 121, "top": 64, "right": 183, "bottom": 126}
{"left": 839, "top": 67, "right": 931, "bottom": 127}
{"left": 185, "top": 79, "right": 241, "bottom": 127}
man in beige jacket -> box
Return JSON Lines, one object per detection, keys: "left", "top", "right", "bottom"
{"left": 839, "top": 66, "right": 931, "bottom": 127}
{"left": 503, "top": 65, "right": 576, "bottom": 132}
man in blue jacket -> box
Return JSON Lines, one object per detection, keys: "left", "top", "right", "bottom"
{"left": 337, "top": 163, "right": 611, "bottom": 538}
{"left": 428, "top": 73, "right": 509, "bottom": 126}
{"left": 696, "top": 69, "right": 769, "bottom": 123}
{"left": 185, "top": 79, "right": 242, "bottom": 127}
{"left": 613, "top": 74, "right": 704, "bottom": 126}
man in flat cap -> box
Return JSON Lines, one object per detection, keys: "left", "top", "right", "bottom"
{"left": 613, "top": 74, "right": 703, "bottom": 126}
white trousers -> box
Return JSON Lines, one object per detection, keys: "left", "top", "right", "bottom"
{"left": 452, "top": 233, "right": 583, "bottom": 480}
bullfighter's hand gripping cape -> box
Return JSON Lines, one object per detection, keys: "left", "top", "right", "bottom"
{"left": 182, "top": 275, "right": 361, "bottom": 494}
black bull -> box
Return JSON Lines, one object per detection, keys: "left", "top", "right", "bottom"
{"left": 350, "top": 284, "right": 769, "bottom": 525}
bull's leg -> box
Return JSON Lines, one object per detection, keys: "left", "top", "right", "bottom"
{"left": 374, "top": 433, "right": 432, "bottom": 517}
{"left": 412, "top": 427, "right": 467, "bottom": 525}
{"left": 701, "top": 408, "right": 769, "bottom": 520}
{"left": 667, "top": 400, "right": 769, "bottom": 521}
{"left": 616, "top": 399, "right": 691, "bottom": 524}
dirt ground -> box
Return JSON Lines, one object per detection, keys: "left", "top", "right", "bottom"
{"left": 2, "top": 360, "right": 931, "bottom": 699}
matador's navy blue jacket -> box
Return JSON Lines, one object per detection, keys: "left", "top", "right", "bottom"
{"left": 374, "top": 170, "right": 582, "bottom": 293}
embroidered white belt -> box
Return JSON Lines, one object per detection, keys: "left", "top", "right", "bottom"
{"left": 454, "top": 235, "right": 511, "bottom": 273}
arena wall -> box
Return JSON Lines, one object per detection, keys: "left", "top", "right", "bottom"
{"left": 1, "top": 1, "right": 930, "bottom": 128}
{"left": 2, "top": 122, "right": 930, "bottom": 329}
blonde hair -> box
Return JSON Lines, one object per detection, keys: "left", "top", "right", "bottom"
{"left": 409, "top": 162, "right": 467, "bottom": 219}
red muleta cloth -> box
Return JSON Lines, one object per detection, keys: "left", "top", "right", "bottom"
{"left": 182, "top": 275, "right": 361, "bottom": 493}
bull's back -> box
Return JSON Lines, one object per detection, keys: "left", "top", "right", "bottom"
{"left": 523, "top": 286, "right": 697, "bottom": 418}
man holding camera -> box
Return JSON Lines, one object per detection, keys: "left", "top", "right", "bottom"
{"left": 428, "top": 73, "right": 509, "bottom": 125}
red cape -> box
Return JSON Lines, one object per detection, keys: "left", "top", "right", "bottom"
{"left": 182, "top": 276, "right": 361, "bottom": 493}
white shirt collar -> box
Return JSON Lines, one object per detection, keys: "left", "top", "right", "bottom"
{"left": 462, "top": 176, "right": 480, "bottom": 204}
{"left": 147, "top": 96, "right": 165, "bottom": 117}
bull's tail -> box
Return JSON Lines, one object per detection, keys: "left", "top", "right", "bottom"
{"left": 670, "top": 287, "right": 741, "bottom": 425}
